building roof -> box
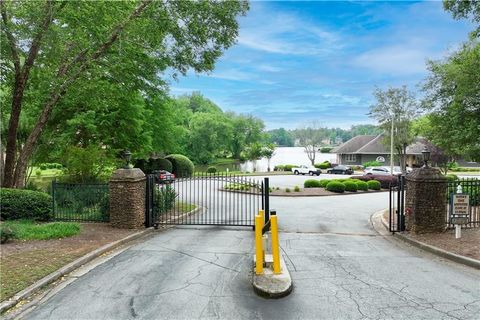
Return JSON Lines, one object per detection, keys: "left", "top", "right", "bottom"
{"left": 333, "top": 134, "right": 429, "bottom": 155}
{"left": 331, "top": 135, "right": 377, "bottom": 154}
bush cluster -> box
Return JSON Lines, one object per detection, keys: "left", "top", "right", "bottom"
{"left": 326, "top": 181, "right": 345, "bottom": 193}
{"left": 320, "top": 147, "right": 333, "bottom": 153}
{"left": 367, "top": 180, "right": 381, "bottom": 190}
{"left": 319, "top": 180, "right": 330, "bottom": 188}
{"left": 294, "top": 186, "right": 300, "bottom": 192}
{"left": 343, "top": 181, "right": 358, "bottom": 192}
{"left": 0, "top": 188, "right": 53, "bottom": 221}
{"left": 314, "top": 161, "right": 331, "bottom": 169}
{"left": 362, "top": 161, "right": 383, "bottom": 167}
{"left": 351, "top": 175, "right": 397, "bottom": 189}
{"left": 0, "top": 226, "right": 15, "bottom": 244}
{"left": 154, "top": 185, "right": 177, "bottom": 215}
{"left": 207, "top": 166, "right": 217, "bottom": 173}
{"left": 356, "top": 181, "right": 369, "bottom": 191}
{"left": 165, "top": 154, "right": 194, "bottom": 177}
{"left": 135, "top": 158, "right": 173, "bottom": 174}
{"left": 273, "top": 164, "right": 298, "bottom": 171}
{"left": 304, "top": 179, "right": 322, "bottom": 188}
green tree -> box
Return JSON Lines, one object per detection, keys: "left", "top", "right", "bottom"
{"left": 422, "top": 40, "right": 480, "bottom": 161}
{"left": 0, "top": 0, "right": 248, "bottom": 187}
{"left": 369, "top": 86, "right": 420, "bottom": 174}
{"left": 244, "top": 142, "right": 263, "bottom": 172}
{"left": 296, "top": 123, "right": 327, "bottom": 166}
{"left": 444, "top": 0, "right": 480, "bottom": 38}
{"left": 188, "top": 113, "right": 232, "bottom": 164}
{"left": 267, "top": 128, "right": 294, "bottom": 147}
{"left": 229, "top": 113, "right": 264, "bottom": 160}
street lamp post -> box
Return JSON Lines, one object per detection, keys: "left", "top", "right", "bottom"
{"left": 422, "top": 146, "right": 431, "bottom": 168}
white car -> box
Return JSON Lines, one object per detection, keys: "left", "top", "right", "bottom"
{"left": 292, "top": 165, "right": 321, "bottom": 176}
{"left": 364, "top": 167, "right": 391, "bottom": 176}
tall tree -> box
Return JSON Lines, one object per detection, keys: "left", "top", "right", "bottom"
{"left": 0, "top": 0, "right": 248, "bottom": 187}
{"left": 422, "top": 40, "right": 480, "bottom": 161}
{"left": 369, "top": 86, "right": 420, "bottom": 174}
{"left": 296, "top": 123, "right": 327, "bottom": 166}
{"left": 443, "top": 0, "right": 480, "bottom": 38}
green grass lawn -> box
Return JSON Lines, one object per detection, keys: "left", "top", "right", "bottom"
{"left": 1, "top": 220, "right": 81, "bottom": 241}
{"left": 30, "top": 166, "right": 64, "bottom": 177}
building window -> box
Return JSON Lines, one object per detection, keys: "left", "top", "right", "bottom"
{"left": 345, "top": 154, "right": 356, "bottom": 162}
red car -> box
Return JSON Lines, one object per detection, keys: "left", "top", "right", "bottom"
{"left": 153, "top": 170, "right": 175, "bottom": 184}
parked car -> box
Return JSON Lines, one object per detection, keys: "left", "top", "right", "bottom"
{"left": 363, "top": 167, "right": 391, "bottom": 176}
{"left": 327, "top": 165, "right": 354, "bottom": 175}
{"left": 153, "top": 170, "right": 175, "bottom": 184}
{"left": 292, "top": 165, "right": 321, "bottom": 176}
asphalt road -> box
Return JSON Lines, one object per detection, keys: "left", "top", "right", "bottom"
{"left": 24, "top": 177, "right": 480, "bottom": 320}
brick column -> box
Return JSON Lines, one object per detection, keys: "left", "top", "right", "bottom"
{"left": 405, "top": 167, "right": 447, "bottom": 233}
{"left": 109, "top": 168, "right": 146, "bottom": 229}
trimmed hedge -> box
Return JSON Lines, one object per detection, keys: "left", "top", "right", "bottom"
{"left": 356, "top": 181, "right": 369, "bottom": 191}
{"left": 0, "top": 188, "right": 53, "bottom": 221}
{"left": 207, "top": 166, "right": 217, "bottom": 173}
{"left": 367, "top": 180, "right": 381, "bottom": 190}
{"left": 344, "top": 181, "right": 358, "bottom": 192}
{"left": 165, "top": 154, "right": 194, "bottom": 177}
{"left": 304, "top": 179, "right": 321, "bottom": 188}
{"left": 326, "top": 181, "right": 345, "bottom": 193}
{"left": 319, "top": 180, "right": 330, "bottom": 188}
{"left": 315, "top": 161, "right": 331, "bottom": 169}
{"left": 135, "top": 158, "right": 173, "bottom": 174}
{"left": 351, "top": 175, "right": 398, "bottom": 189}
{"left": 446, "top": 174, "right": 458, "bottom": 182}
{"left": 363, "top": 161, "right": 382, "bottom": 167}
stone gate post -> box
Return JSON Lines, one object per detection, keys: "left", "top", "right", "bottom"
{"left": 109, "top": 168, "right": 146, "bottom": 229}
{"left": 405, "top": 167, "right": 447, "bottom": 233}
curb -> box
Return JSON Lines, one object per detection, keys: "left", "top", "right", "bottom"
{"left": 0, "top": 227, "right": 155, "bottom": 314}
{"left": 373, "top": 210, "right": 480, "bottom": 270}
{"left": 252, "top": 255, "right": 293, "bottom": 299}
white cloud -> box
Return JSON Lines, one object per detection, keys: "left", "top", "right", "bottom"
{"left": 353, "top": 45, "right": 434, "bottom": 75}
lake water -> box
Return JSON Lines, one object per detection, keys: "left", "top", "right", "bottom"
{"left": 240, "top": 147, "right": 337, "bottom": 172}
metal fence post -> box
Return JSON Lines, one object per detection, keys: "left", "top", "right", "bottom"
{"left": 264, "top": 177, "right": 270, "bottom": 229}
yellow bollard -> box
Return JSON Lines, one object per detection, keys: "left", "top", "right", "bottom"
{"left": 255, "top": 215, "right": 263, "bottom": 274}
{"left": 271, "top": 215, "right": 281, "bottom": 274}
{"left": 259, "top": 209, "right": 265, "bottom": 227}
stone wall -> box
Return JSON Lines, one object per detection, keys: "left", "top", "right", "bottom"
{"left": 109, "top": 168, "right": 146, "bottom": 229}
{"left": 405, "top": 166, "right": 447, "bottom": 233}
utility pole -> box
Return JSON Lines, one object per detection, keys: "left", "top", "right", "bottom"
{"left": 390, "top": 115, "right": 394, "bottom": 175}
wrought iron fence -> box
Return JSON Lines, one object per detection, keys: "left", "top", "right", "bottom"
{"left": 145, "top": 173, "right": 265, "bottom": 228}
{"left": 52, "top": 182, "right": 109, "bottom": 222}
{"left": 446, "top": 178, "right": 480, "bottom": 228}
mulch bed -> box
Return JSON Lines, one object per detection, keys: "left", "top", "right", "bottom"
{"left": 1, "top": 223, "right": 136, "bottom": 302}
{"left": 382, "top": 210, "right": 480, "bottom": 261}
{"left": 406, "top": 229, "right": 480, "bottom": 261}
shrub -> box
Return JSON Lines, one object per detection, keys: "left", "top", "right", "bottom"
{"left": 320, "top": 147, "right": 333, "bottom": 153}
{"left": 363, "top": 161, "right": 382, "bottom": 167}
{"left": 0, "top": 188, "right": 53, "bottom": 221}
{"left": 367, "top": 180, "right": 381, "bottom": 190}
{"left": 285, "top": 187, "right": 291, "bottom": 193}
{"left": 207, "top": 166, "right": 217, "bottom": 173}
{"left": 284, "top": 164, "right": 297, "bottom": 171}
{"left": 319, "top": 180, "right": 330, "bottom": 188}
{"left": 356, "top": 181, "right": 369, "bottom": 191}
{"left": 154, "top": 185, "right": 177, "bottom": 215}
{"left": 315, "top": 161, "right": 331, "bottom": 169}
{"left": 274, "top": 165, "right": 285, "bottom": 171}
{"left": 294, "top": 186, "right": 300, "bottom": 192}
{"left": 137, "top": 158, "right": 174, "bottom": 174}
{"left": 326, "top": 181, "right": 345, "bottom": 193}
{"left": 304, "top": 179, "right": 321, "bottom": 188}
{"left": 165, "top": 154, "right": 194, "bottom": 177}
{"left": 344, "top": 181, "right": 358, "bottom": 192}
{"left": 35, "top": 169, "right": 42, "bottom": 177}
{"left": 55, "top": 163, "right": 63, "bottom": 169}
{"left": 39, "top": 164, "right": 47, "bottom": 170}
{"left": 446, "top": 174, "right": 458, "bottom": 182}
{"left": 0, "top": 226, "right": 15, "bottom": 244}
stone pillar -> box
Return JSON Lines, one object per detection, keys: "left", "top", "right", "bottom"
{"left": 405, "top": 167, "right": 447, "bottom": 233}
{"left": 109, "top": 168, "right": 146, "bottom": 229}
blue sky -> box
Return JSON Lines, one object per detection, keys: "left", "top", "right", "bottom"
{"left": 169, "top": 1, "right": 472, "bottom": 130}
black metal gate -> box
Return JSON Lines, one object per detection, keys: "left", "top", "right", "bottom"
{"left": 145, "top": 173, "right": 268, "bottom": 228}
{"left": 389, "top": 175, "right": 406, "bottom": 233}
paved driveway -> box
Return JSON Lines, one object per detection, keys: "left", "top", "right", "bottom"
{"left": 24, "top": 182, "right": 480, "bottom": 319}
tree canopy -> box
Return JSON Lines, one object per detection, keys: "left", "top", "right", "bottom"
{"left": 0, "top": 0, "right": 248, "bottom": 187}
